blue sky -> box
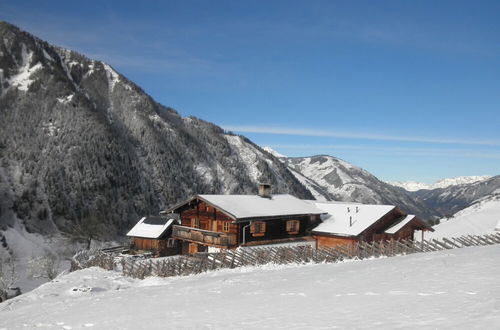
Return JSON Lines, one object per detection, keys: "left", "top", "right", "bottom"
{"left": 1, "top": 0, "right": 499, "bottom": 183}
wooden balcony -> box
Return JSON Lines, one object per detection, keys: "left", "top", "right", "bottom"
{"left": 172, "top": 225, "right": 237, "bottom": 248}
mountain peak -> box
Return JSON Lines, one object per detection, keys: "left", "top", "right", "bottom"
{"left": 262, "top": 146, "right": 286, "bottom": 158}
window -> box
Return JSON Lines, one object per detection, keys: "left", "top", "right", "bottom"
{"left": 191, "top": 217, "right": 199, "bottom": 228}
{"left": 286, "top": 220, "right": 300, "bottom": 234}
{"left": 250, "top": 221, "right": 266, "bottom": 237}
{"left": 223, "top": 222, "right": 231, "bottom": 232}
{"left": 167, "top": 238, "right": 177, "bottom": 248}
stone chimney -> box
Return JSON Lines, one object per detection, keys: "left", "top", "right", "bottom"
{"left": 258, "top": 183, "right": 271, "bottom": 198}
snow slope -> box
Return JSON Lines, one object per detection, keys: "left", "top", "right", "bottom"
{"left": 2, "top": 245, "right": 499, "bottom": 329}
{"left": 427, "top": 194, "right": 500, "bottom": 239}
{"left": 389, "top": 176, "right": 491, "bottom": 192}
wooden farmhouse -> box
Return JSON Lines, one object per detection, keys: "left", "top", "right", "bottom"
{"left": 126, "top": 184, "right": 434, "bottom": 255}
{"left": 166, "top": 184, "right": 323, "bottom": 254}
{"left": 310, "top": 201, "right": 434, "bottom": 248}
{"left": 126, "top": 215, "right": 181, "bottom": 256}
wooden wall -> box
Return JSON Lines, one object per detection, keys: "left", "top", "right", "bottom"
{"left": 240, "top": 216, "right": 312, "bottom": 245}
{"left": 312, "top": 234, "right": 357, "bottom": 249}
{"left": 132, "top": 237, "right": 179, "bottom": 257}
{"left": 179, "top": 200, "right": 239, "bottom": 238}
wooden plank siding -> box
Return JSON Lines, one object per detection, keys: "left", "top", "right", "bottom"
{"left": 180, "top": 200, "right": 238, "bottom": 236}
{"left": 313, "top": 234, "right": 357, "bottom": 249}
{"left": 239, "top": 216, "right": 312, "bottom": 246}
{"left": 131, "top": 237, "right": 179, "bottom": 257}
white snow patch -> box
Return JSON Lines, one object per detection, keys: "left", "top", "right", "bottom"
{"left": 41, "top": 121, "right": 58, "bottom": 136}
{"left": 1, "top": 246, "right": 499, "bottom": 329}
{"left": 262, "top": 146, "right": 286, "bottom": 158}
{"left": 225, "top": 135, "right": 263, "bottom": 182}
{"left": 42, "top": 49, "right": 53, "bottom": 62}
{"left": 84, "top": 61, "right": 96, "bottom": 78}
{"left": 57, "top": 94, "right": 74, "bottom": 104}
{"left": 194, "top": 163, "right": 214, "bottom": 184}
{"left": 103, "top": 63, "right": 120, "bottom": 91}
{"left": 8, "top": 44, "right": 42, "bottom": 91}
{"left": 287, "top": 167, "right": 329, "bottom": 201}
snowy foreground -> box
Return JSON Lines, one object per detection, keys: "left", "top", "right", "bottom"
{"left": 1, "top": 246, "right": 499, "bottom": 329}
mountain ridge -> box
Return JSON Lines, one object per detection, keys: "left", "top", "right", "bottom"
{"left": 388, "top": 175, "right": 492, "bottom": 192}
{"left": 0, "top": 21, "right": 313, "bottom": 239}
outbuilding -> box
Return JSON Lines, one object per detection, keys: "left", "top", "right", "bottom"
{"left": 310, "top": 201, "right": 434, "bottom": 248}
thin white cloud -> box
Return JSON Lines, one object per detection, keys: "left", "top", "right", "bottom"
{"left": 224, "top": 125, "right": 500, "bottom": 147}
{"left": 267, "top": 143, "right": 500, "bottom": 159}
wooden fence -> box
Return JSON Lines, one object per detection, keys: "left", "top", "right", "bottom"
{"left": 71, "top": 232, "right": 500, "bottom": 279}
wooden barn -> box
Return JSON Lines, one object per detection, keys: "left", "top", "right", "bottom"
{"left": 166, "top": 184, "right": 323, "bottom": 254}
{"left": 310, "top": 201, "right": 434, "bottom": 248}
{"left": 126, "top": 215, "right": 181, "bottom": 256}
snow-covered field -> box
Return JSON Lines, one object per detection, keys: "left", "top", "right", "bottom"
{"left": 427, "top": 194, "right": 500, "bottom": 239}
{"left": 2, "top": 245, "right": 499, "bottom": 329}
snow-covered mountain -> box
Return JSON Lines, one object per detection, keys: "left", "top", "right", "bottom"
{"left": 2, "top": 245, "right": 499, "bottom": 328}
{"left": 427, "top": 192, "right": 500, "bottom": 239}
{"left": 0, "top": 21, "right": 312, "bottom": 241}
{"left": 282, "top": 155, "right": 434, "bottom": 218}
{"left": 388, "top": 176, "right": 491, "bottom": 192}
{"left": 410, "top": 175, "right": 500, "bottom": 217}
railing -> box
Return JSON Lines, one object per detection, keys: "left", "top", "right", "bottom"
{"left": 172, "top": 225, "right": 237, "bottom": 248}
{"left": 72, "top": 232, "right": 500, "bottom": 279}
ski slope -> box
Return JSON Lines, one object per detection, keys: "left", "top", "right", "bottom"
{"left": 1, "top": 245, "right": 499, "bottom": 329}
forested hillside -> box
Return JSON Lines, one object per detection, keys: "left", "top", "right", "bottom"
{"left": 0, "top": 21, "right": 312, "bottom": 239}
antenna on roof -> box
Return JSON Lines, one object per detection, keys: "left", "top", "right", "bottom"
{"left": 350, "top": 216, "right": 352, "bottom": 227}
{"left": 356, "top": 206, "right": 359, "bottom": 213}
{"left": 347, "top": 207, "right": 350, "bottom": 213}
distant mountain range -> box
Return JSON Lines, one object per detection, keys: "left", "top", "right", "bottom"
{"left": 388, "top": 176, "right": 491, "bottom": 192}
{"left": 1, "top": 21, "right": 499, "bottom": 243}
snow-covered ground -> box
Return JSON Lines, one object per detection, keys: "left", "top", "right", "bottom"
{"left": 0, "top": 225, "right": 119, "bottom": 295}
{"left": 388, "top": 175, "right": 491, "bottom": 192}
{"left": 426, "top": 194, "right": 500, "bottom": 239}
{"left": 2, "top": 245, "right": 499, "bottom": 329}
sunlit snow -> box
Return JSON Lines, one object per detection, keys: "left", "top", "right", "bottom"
{"left": 1, "top": 246, "right": 499, "bottom": 329}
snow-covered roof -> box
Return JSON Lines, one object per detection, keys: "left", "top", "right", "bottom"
{"left": 311, "top": 202, "right": 395, "bottom": 236}
{"left": 126, "top": 217, "right": 176, "bottom": 239}
{"left": 177, "top": 194, "right": 324, "bottom": 221}
{"left": 384, "top": 215, "right": 416, "bottom": 234}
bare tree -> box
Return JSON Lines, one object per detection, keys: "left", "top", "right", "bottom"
{"left": 0, "top": 252, "right": 19, "bottom": 302}
{"left": 28, "top": 252, "right": 60, "bottom": 281}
